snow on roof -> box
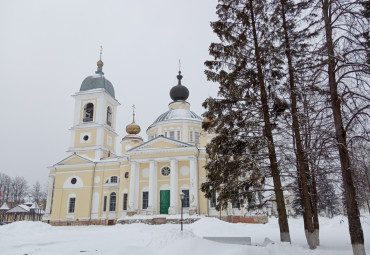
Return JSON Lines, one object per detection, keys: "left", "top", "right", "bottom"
{"left": 6, "top": 203, "right": 44, "bottom": 214}
{"left": 0, "top": 202, "right": 9, "bottom": 210}
{"left": 7, "top": 204, "right": 30, "bottom": 213}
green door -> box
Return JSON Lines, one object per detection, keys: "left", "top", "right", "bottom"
{"left": 160, "top": 190, "right": 170, "bottom": 214}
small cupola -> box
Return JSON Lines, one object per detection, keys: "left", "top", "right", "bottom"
{"left": 125, "top": 105, "right": 141, "bottom": 135}
{"left": 169, "top": 71, "right": 189, "bottom": 101}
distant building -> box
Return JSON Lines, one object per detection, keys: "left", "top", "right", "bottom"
{"left": 1, "top": 201, "right": 44, "bottom": 223}
{"left": 269, "top": 189, "right": 296, "bottom": 217}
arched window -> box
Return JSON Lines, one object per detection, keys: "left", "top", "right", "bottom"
{"left": 109, "top": 192, "right": 116, "bottom": 211}
{"left": 106, "top": 106, "right": 112, "bottom": 126}
{"left": 83, "top": 103, "right": 94, "bottom": 122}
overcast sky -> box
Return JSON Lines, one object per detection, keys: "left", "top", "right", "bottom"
{"left": 0, "top": 0, "right": 219, "bottom": 187}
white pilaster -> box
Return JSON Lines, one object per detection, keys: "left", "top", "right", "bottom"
{"left": 189, "top": 156, "right": 199, "bottom": 214}
{"left": 43, "top": 174, "right": 55, "bottom": 220}
{"left": 96, "top": 95, "right": 104, "bottom": 124}
{"left": 183, "top": 124, "right": 188, "bottom": 143}
{"left": 129, "top": 161, "right": 138, "bottom": 212}
{"left": 147, "top": 160, "right": 158, "bottom": 215}
{"left": 169, "top": 159, "right": 178, "bottom": 214}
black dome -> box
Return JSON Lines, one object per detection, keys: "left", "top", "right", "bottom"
{"left": 169, "top": 71, "right": 189, "bottom": 101}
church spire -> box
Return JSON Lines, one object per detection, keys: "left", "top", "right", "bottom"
{"left": 96, "top": 46, "right": 104, "bottom": 75}
{"left": 177, "top": 59, "right": 183, "bottom": 85}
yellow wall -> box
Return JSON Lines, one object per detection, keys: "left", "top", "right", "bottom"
{"left": 74, "top": 128, "right": 97, "bottom": 148}
{"left": 104, "top": 130, "right": 115, "bottom": 151}
{"left": 76, "top": 151, "right": 95, "bottom": 159}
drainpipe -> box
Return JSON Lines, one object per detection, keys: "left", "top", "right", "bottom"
{"left": 89, "top": 162, "right": 97, "bottom": 225}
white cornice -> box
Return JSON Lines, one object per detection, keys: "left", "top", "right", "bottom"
{"left": 73, "top": 88, "right": 121, "bottom": 106}
{"left": 69, "top": 123, "right": 118, "bottom": 136}
{"left": 129, "top": 155, "right": 198, "bottom": 163}
{"left": 128, "top": 136, "right": 194, "bottom": 152}
{"left": 147, "top": 118, "right": 202, "bottom": 132}
{"left": 127, "top": 146, "right": 198, "bottom": 156}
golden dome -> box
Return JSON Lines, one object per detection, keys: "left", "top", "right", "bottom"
{"left": 126, "top": 122, "right": 141, "bottom": 134}
{"left": 125, "top": 105, "right": 141, "bottom": 135}
{"left": 97, "top": 59, "right": 104, "bottom": 67}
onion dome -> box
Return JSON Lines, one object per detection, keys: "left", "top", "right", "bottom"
{"left": 170, "top": 71, "right": 189, "bottom": 101}
{"left": 80, "top": 52, "right": 115, "bottom": 98}
{"left": 126, "top": 107, "right": 141, "bottom": 135}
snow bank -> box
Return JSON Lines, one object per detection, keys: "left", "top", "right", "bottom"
{"left": 0, "top": 216, "right": 368, "bottom": 255}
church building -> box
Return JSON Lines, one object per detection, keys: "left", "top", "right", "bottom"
{"left": 43, "top": 57, "right": 220, "bottom": 225}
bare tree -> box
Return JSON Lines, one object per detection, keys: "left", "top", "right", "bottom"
{"left": 10, "top": 176, "right": 28, "bottom": 204}
{"left": 30, "top": 181, "right": 46, "bottom": 204}
{"left": 309, "top": 0, "right": 369, "bottom": 254}
{"left": 0, "top": 173, "right": 12, "bottom": 203}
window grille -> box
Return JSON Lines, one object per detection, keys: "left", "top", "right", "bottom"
{"left": 103, "top": 196, "right": 107, "bottom": 211}
{"left": 109, "top": 192, "right": 116, "bottom": 211}
{"left": 123, "top": 193, "right": 128, "bottom": 210}
{"left": 142, "top": 192, "right": 149, "bottom": 209}
{"left": 68, "top": 197, "right": 76, "bottom": 213}
{"left": 182, "top": 190, "right": 190, "bottom": 207}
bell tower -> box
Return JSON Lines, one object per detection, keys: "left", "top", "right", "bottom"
{"left": 68, "top": 51, "right": 120, "bottom": 160}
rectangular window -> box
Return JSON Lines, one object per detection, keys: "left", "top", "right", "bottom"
{"left": 181, "top": 190, "right": 190, "bottom": 207}
{"left": 142, "top": 191, "right": 149, "bottom": 209}
{"left": 110, "top": 176, "right": 118, "bottom": 183}
{"left": 177, "top": 131, "right": 180, "bottom": 140}
{"left": 209, "top": 190, "right": 216, "bottom": 208}
{"left": 103, "top": 196, "right": 107, "bottom": 212}
{"left": 169, "top": 131, "right": 175, "bottom": 139}
{"left": 194, "top": 131, "right": 200, "bottom": 144}
{"left": 109, "top": 193, "right": 116, "bottom": 211}
{"left": 123, "top": 193, "right": 128, "bottom": 210}
{"left": 164, "top": 131, "right": 168, "bottom": 137}
{"left": 68, "top": 197, "right": 76, "bottom": 213}
{"left": 190, "top": 131, "right": 193, "bottom": 142}
{"left": 231, "top": 190, "right": 239, "bottom": 208}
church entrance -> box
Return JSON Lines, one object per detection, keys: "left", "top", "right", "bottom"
{"left": 160, "top": 190, "right": 170, "bottom": 214}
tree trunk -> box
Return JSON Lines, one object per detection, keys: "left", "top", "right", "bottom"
{"left": 310, "top": 165, "right": 320, "bottom": 246}
{"left": 322, "top": 1, "right": 365, "bottom": 254}
{"left": 279, "top": 0, "right": 316, "bottom": 248}
{"left": 249, "top": 0, "right": 291, "bottom": 243}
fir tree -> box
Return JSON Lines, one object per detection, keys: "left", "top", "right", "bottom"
{"left": 202, "top": 0, "right": 291, "bottom": 242}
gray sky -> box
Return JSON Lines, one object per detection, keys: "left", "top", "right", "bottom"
{"left": 0, "top": 0, "right": 219, "bottom": 187}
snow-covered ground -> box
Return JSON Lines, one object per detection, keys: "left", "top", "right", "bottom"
{"left": 0, "top": 215, "right": 369, "bottom": 255}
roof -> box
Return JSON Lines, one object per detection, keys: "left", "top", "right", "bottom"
{"left": 80, "top": 74, "right": 115, "bottom": 98}
{"left": 6, "top": 204, "right": 45, "bottom": 214}
{"left": 7, "top": 204, "right": 30, "bottom": 213}
{"left": 0, "top": 203, "right": 9, "bottom": 210}
{"left": 149, "top": 108, "right": 202, "bottom": 129}
{"left": 127, "top": 135, "right": 195, "bottom": 152}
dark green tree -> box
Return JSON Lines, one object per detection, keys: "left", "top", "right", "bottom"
{"left": 202, "top": 0, "right": 291, "bottom": 242}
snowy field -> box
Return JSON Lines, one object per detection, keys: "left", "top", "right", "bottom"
{"left": 0, "top": 215, "right": 369, "bottom": 255}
